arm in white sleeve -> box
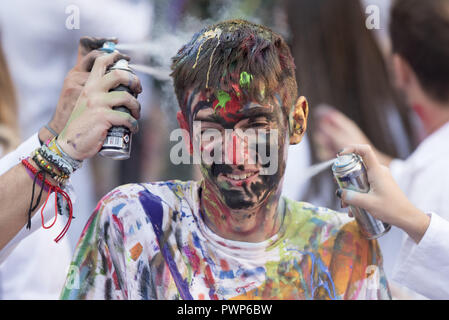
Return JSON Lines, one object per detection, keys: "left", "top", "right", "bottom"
{"left": 0, "top": 133, "right": 41, "bottom": 175}
{"left": 0, "top": 133, "right": 76, "bottom": 263}
{"left": 0, "top": 183, "right": 76, "bottom": 264}
{"left": 393, "top": 212, "right": 449, "bottom": 299}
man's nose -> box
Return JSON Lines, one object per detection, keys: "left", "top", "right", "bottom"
{"left": 224, "top": 130, "right": 247, "bottom": 165}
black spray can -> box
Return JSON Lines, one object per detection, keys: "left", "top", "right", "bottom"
{"left": 332, "top": 153, "right": 391, "bottom": 239}
{"left": 99, "top": 42, "right": 137, "bottom": 160}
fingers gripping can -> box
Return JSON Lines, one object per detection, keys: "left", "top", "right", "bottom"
{"left": 332, "top": 153, "right": 391, "bottom": 239}
{"left": 99, "top": 42, "right": 136, "bottom": 160}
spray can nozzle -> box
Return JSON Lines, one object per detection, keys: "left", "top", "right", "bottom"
{"left": 334, "top": 154, "right": 356, "bottom": 168}
{"left": 100, "top": 41, "right": 117, "bottom": 53}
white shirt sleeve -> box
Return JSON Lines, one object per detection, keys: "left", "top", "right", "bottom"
{"left": 392, "top": 212, "right": 449, "bottom": 299}
{"left": 0, "top": 133, "right": 76, "bottom": 263}
{"left": 0, "top": 133, "right": 41, "bottom": 175}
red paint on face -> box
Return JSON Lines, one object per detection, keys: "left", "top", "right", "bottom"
{"left": 211, "top": 91, "right": 251, "bottom": 167}
{"left": 213, "top": 91, "right": 244, "bottom": 123}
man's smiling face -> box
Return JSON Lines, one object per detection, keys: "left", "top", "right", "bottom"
{"left": 182, "top": 87, "right": 290, "bottom": 211}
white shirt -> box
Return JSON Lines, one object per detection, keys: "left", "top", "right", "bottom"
{"left": 282, "top": 134, "right": 312, "bottom": 201}
{"left": 379, "top": 121, "right": 449, "bottom": 299}
{"left": 61, "top": 181, "right": 390, "bottom": 300}
{"left": 0, "top": 133, "right": 73, "bottom": 299}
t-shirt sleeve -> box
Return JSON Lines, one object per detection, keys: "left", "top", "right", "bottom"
{"left": 60, "top": 191, "right": 128, "bottom": 300}
{"left": 328, "top": 221, "right": 391, "bottom": 300}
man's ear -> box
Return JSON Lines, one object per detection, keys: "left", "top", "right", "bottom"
{"left": 176, "top": 111, "right": 193, "bottom": 155}
{"left": 289, "top": 96, "right": 309, "bottom": 145}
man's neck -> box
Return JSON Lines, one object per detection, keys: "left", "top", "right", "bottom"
{"left": 413, "top": 100, "right": 449, "bottom": 137}
{"left": 199, "top": 180, "right": 285, "bottom": 243}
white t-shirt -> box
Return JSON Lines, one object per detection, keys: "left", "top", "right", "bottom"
{"left": 61, "top": 180, "right": 391, "bottom": 300}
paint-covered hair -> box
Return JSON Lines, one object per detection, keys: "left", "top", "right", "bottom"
{"left": 170, "top": 19, "right": 297, "bottom": 119}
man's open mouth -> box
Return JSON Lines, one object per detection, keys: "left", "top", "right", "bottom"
{"left": 220, "top": 170, "right": 259, "bottom": 185}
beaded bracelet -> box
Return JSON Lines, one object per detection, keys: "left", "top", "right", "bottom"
{"left": 32, "top": 150, "right": 70, "bottom": 184}
{"left": 39, "top": 145, "right": 73, "bottom": 175}
{"left": 33, "top": 150, "right": 64, "bottom": 176}
{"left": 31, "top": 138, "right": 77, "bottom": 185}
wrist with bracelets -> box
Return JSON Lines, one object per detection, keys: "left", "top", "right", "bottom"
{"left": 31, "top": 137, "right": 83, "bottom": 184}
{"left": 47, "top": 138, "right": 83, "bottom": 171}
{"left": 21, "top": 136, "right": 79, "bottom": 242}
{"left": 21, "top": 157, "right": 74, "bottom": 243}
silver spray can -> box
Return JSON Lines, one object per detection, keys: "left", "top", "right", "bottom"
{"left": 332, "top": 153, "right": 391, "bottom": 239}
{"left": 99, "top": 42, "right": 137, "bottom": 160}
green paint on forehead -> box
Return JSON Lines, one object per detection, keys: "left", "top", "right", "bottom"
{"left": 214, "top": 90, "right": 231, "bottom": 111}
{"left": 239, "top": 71, "right": 253, "bottom": 88}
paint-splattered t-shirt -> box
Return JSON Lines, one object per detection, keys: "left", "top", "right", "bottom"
{"left": 60, "top": 180, "right": 390, "bottom": 300}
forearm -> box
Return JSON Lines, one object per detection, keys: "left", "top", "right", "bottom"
{"left": 0, "top": 159, "right": 56, "bottom": 250}
{"left": 393, "top": 203, "right": 431, "bottom": 244}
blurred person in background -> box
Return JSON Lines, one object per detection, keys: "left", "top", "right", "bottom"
{"left": 0, "top": 42, "right": 20, "bottom": 156}
{"left": 310, "top": 0, "right": 449, "bottom": 299}
{"left": 283, "top": 0, "right": 416, "bottom": 212}
{"left": 0, "top": 0, "right": 152, "bottom": 299}
{"left": 360, "top": 0, "right": 393, "bottom": 54}
{"left": 0, "top": 32, "right": 72, "bottom": 299}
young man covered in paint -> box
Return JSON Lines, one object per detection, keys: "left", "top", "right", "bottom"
{"left": 61, "top": 20, "right": 390, "bottom": 300}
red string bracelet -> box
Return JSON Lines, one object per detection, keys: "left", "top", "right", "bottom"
{"left": 22, "top": 158, "right": 73, "bottom": 243}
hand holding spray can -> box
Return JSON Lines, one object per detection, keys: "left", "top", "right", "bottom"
{"left": 332, "top": 153, "right": 391, "bottom": 239}
{"left": 98, "top": 41, "right": 138, "bottom": 160}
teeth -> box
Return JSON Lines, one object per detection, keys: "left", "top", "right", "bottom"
{"left": 225, "top": 173, "right": 255, "bottom": 180}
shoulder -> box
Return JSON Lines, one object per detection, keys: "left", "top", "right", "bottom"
{"left": 99, "top": 180, "right": 195, "bottom": 208}
{"left": 97, "top": 180, "right": 196, "bottom": 213}
{"left": 96, "top": 183, "right": 147, "bottom": 219}
{"left": 284, "top": 198, "right": 353, "bottom": 232}
{"left": 282, "top": 198, "right": 376, "bottom": 250}
{"left": 93, "top": 180, "right": 197, "bottom": 231}
{"left": 139, "top": 180, "right": 199, "bottom": 206}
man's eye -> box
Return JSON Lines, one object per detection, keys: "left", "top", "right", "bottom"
{"left": 201, "top": 128, "right": 217, "bottom": 134}
{"left": 251, "top": 122, "right": 269, "bottom": 128}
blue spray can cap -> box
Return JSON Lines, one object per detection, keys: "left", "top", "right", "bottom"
{"left": 100, "top": 41, "right": 117, "bottom": 53}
